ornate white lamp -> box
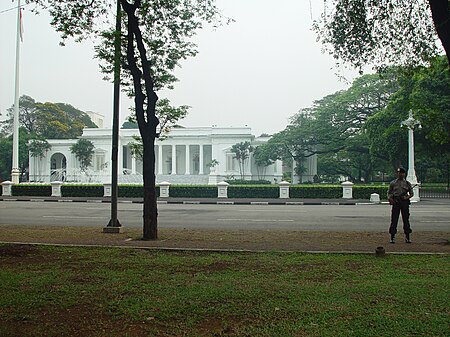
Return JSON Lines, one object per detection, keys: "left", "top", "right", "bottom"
{"left": 401, "top": 110, "right": 421, "bottom": 202}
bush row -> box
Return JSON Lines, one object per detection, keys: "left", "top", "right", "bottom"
{"left": 228, "top": 185, "right": 279, "bottom": 198}
{"left": 12, "top": 184, "right": 52, "bottom": 197}
{"left": 5, "top": 183, "right": 389, "bottom": 199}
{"left": 226, "top": 180, "right": 272, "bottom": 185}
{"left": 353, "top": 186, "right": 388, "bottom": 200}
{"left": 169, "top": 185, "right": 217, "bottom": 198}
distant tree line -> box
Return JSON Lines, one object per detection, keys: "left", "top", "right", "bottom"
{"left": 256, "top": 56, "right": 449, "bottom": 184}
{"left": 0, "top": 95, "right": 97, "bottom": 181}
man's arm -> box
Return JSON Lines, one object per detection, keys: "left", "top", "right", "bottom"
{"left": 407, "top": 181, "right": 414, "bottom": 198}
{"left": 387, "top": 181, "right": 395, "bottom": 202}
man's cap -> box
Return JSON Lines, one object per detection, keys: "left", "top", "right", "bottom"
{"left": 397, "top": 167, "right": 406, "bottom": 173}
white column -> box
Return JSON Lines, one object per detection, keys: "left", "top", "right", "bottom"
{"left": 171, "top": 144, "right": 177, "bottom": 175}
{"left": 342, "top": 181, "right": 354, "bottom": 199}
{"left": 199, "top": 144, "right": 204, "bottom": 175}
{"left": 402, "top": 110, "right": 421, "bottom": 202}
{"left": 159, "top": 181, "right": 170, "bottom": 198}
{"left": 279, "top": 181, "right": 290, "bottom": 199}
{"left": 131, "top": 155, "right": 136, "bottom": 174}
{"left": 407, "top": 128, "right": 420, "bottom": 202}
{"left": 185, "top": 145, "right": 190, "bottom": 175}
{"left": 51, "top": 181, "right": 63, "bottom": 197}
{"left": 158, "top": 144, "right": 163, "bottom": 175}
{"left": 407, "top": 128, "right": 418, "bottom": 184}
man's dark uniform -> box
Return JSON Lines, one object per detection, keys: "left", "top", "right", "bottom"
{"left": 387, "top": 170, "right": 414, "bottom": 242}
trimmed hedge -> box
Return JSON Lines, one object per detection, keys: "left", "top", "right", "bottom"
{"left": 118, "top": 185, "right": 160, "bottom": 198}
{"left": 228, "top": 185, "right": 279, "bottom": 198}
{"left": 226, "top": 180, "right": 272, "bottom": 185}
{"left": 169, "top": 185, "right": 217, "bottom": 198}
{"left": 12, "top": 184, "right": 52, "bottom": 197}
{"left": 353, "top": 186, "right": 388, "bottom": 200}
{"left": 290, "top": 185, "right": 342, "bottom": 199}
{"left": 62, "top": 184, "right": 103, "bottom": 197}
{"left": 4, "top": 183, "right": 390, "bottom": 199}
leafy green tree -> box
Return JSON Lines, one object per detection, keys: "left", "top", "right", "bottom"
{"left": 410, "top": 56, "right": 450, "bottom": 145}
{"left": 54, "top": 103, "right": 97, "bottom": 129}
{"left": 34, "top": 103, "right": 86, "bottom": 139}
{"left": 70, "top": 139, "right": 95, "bottom": 172}
{"left": 231, "top": 141, "right": 254, "bottom": 180}
{"left": 0, "top": 95, "right": 38, "bottom": 135}
{"left": 126, "top": 99, "right": 190, "bottom": 160}
{"left": 366, "top": 56, "right": 450, "bottom": 180}
{"left": 262, "top": 73, "right": 398, "bottom": 182}
{"left": 315, "top": 0, "right": 450, "bottom": 69}
{"left": 253, "top": 145, "right": 274, "bottom": 180}
{"left": 1, "top": 95, "right": 96, "bottom": 139}
{"left": 28, "top": 139, "right": 52, "bottom": 181}
{"left": 0, "top": 128, "right": 33, "bottom": 182}
{"left": 30, "top": 0, "right": 226, "bottom": 239}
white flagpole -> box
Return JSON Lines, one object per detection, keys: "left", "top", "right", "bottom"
{"left": 11, "top": 0, "right": 21, "bottom": 184}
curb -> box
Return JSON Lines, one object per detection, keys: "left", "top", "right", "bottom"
{"left": 0, "top": 197, "right": 382, "bottom": 206}
{"left": 0, "top": 241, "right": 447, "bottom": 255}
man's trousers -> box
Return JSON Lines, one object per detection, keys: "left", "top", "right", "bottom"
{"left": 389, "top": 199, "right": 412, "bottom": 235}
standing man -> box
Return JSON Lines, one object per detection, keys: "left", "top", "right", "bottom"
{"left": 387, "top": 167, "right": 414, "bottom": 243}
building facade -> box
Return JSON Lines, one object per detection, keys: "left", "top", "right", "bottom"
{"left": 29, "top": 126, "right": 317, "bottom": 184}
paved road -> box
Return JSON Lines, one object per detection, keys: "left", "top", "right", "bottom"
{"left": 0, "top": 201, "right": 449, "bottom": 232}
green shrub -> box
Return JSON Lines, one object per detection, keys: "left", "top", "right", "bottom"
{"left": 12, "top": 184, "right": 52, "bottom": 197}
{"left": 118, "top": 185, "right": 160, "bottom": 198}
{"left": 62, "top": 184, "right": 103, "bottom": 197}
{"left": 290, "top": 185, "right": 342, "bottom": 199}
{"left": 353, "top": 186, "right": 388, "bottom": 200}
{"left": 228, "top": 185, "right": 279, "bottom": 198}
{"left": 169, "top": 185, "right": 217, "bottom": 198}
{"left": 226, "top": 179, "right": 272, "bottom": 185}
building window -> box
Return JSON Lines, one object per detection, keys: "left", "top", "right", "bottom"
{"left": 94, "top": 152, "right": 106, "bottom": 171}
{"left": 123, "top": 146, "right": 128, "bottom": 168}
{"left": 226, "top": 153, "right": 237, "bottom": 172}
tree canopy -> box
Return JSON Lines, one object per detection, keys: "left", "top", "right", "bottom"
{"left": 260, "top": 60, "right": 449, "bottom": 183}
{"left": 314, "top": 0, "right": 450, "bottom": 70}
{"left": 1, "top": 95, "right": 97, "bottom": 139}
{"left": 70, "top": 139, "right": 95, "bottom": 172}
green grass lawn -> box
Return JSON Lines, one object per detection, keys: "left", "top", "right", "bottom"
{"left": 0, "top": 244, "right": 448, "bottom": 337}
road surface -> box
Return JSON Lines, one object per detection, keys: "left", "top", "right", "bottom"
{"left": 0, "top": 201, "right": 449, "bottom": 232}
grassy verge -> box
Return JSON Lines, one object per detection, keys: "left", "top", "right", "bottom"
{"left": 0, "top": 244, "right": 448, "bottom": 336}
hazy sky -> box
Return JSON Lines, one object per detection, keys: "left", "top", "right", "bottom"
{"left": 0, "top": 0, "right": 360, "bottom": 136}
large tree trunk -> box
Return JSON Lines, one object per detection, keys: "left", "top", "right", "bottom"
{"left": 429, "top": 0, "right": 450, "bottom": 67}
{"left": 122, "top": 0, "right": 159, "bottom": 240}
{"left": 142, "top": 137, "right": 158, "bottom": 239}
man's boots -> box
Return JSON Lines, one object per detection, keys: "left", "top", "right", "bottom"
{"left": 390, "top": 235, "right": 395, "bottom": 244}
{"left": 405, "top": 234, "right": 411, "bottom": 244}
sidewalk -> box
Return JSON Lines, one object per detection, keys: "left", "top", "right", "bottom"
{"left": 0, "top": 225, "right": 448, "bottom": 254}
{"left": 1, "top": 195, "right": 448, "bottom": 205}
{"left": 0, "top": 195, "right": 382, "bottom": 205}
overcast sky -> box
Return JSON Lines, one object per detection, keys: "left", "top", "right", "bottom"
{"left": 0, "top": 0, "right": 361, "bottom": 136}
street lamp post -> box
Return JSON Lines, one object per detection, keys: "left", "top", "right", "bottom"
{"left": 104, "top": 0, "right": 122, "bottom": 232}
{"left": 401, "top": 110, "right": 421, "bottom": 202}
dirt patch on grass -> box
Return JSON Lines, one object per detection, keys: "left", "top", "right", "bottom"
{"left": 2, "top": 304, "right": 154, "bottom": 337}
{"left": 0, "top": 244, "right": 38, "bottom": 257}
{"left": 0, "top": 225, "right": 448, "bottom": 254}
{"left": 0, "top": 243, "right": 61, "bottom": 267}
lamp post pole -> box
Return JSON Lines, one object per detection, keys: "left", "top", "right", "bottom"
{"left": 105, "top": 0, "right": 122, "bottom": 231}
{"left": 401, "top": 110, "right": 421, "bottom": 202}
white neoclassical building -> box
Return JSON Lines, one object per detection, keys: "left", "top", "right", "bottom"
{"left": 29, "top": 126, "right": 317, "bottom": 184}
